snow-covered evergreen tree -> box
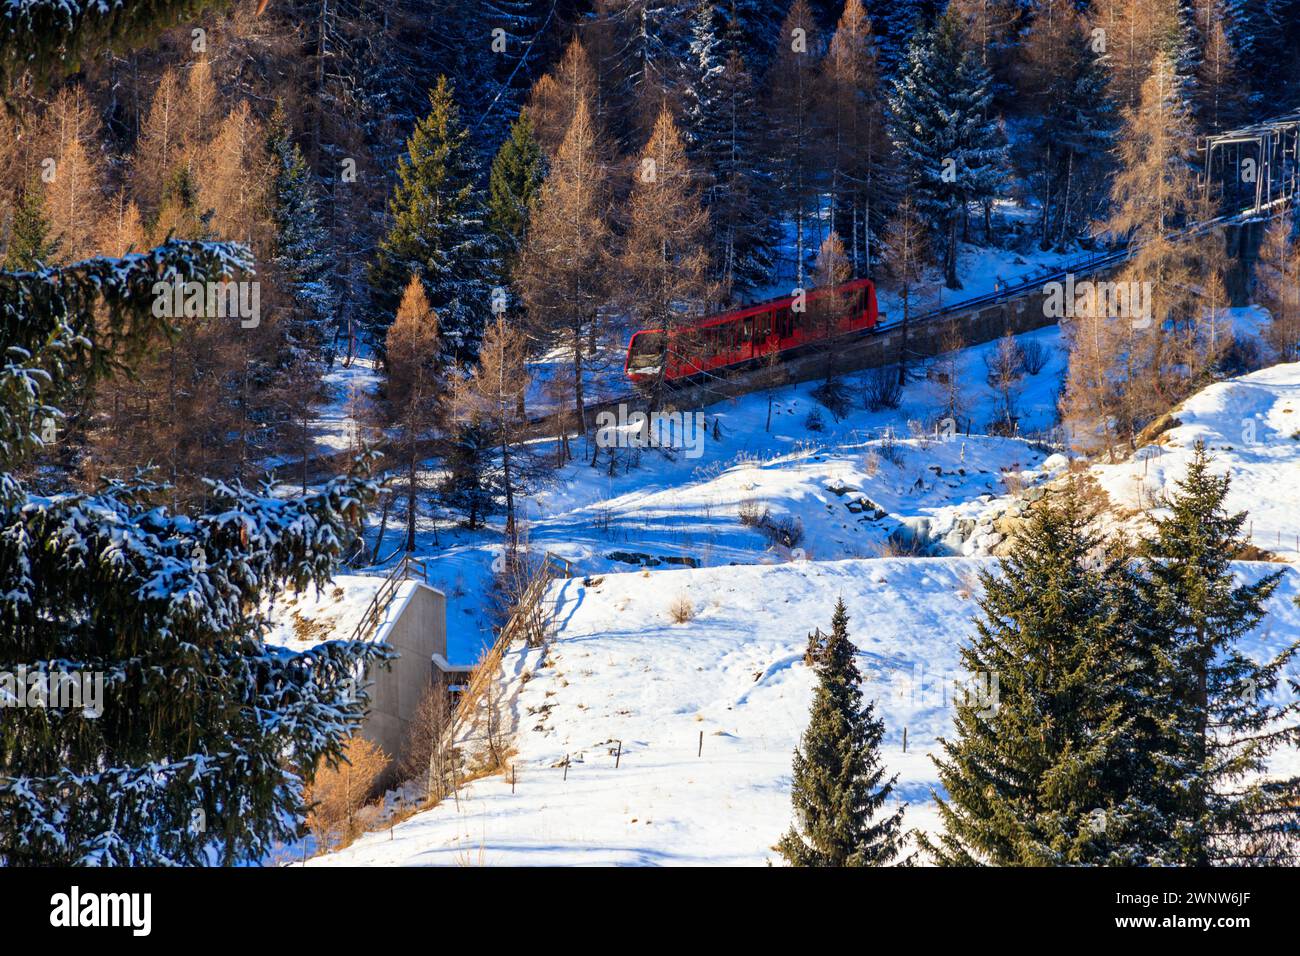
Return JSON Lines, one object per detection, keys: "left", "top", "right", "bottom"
{"left": 370, "top": 76, "right": 495, "bottom": 363}
{"left": 873, "top": 0, "right": 929, "bottom": 80}
{"left": 0, "top": 240, "right": 387, "bottom": 865}
{"left": 921, "top": 480, "right": 1165, "bottom": 865}
{"left": 268, "top": 106, "right": 337, "bottom": 338}
{"left": 439, "top": 420, "right": 502, "bottom": 530}
{"left": 0, "top": 3, "right": 388, "bottom": 866}
{"left": 486, "top": 109, "right": 545, "bottom": 283}
{"left": 1136, "top": 443, "right": 1300, "bottom": 865}
{"left": 1222, "top": 0, "right": 1296, "bottom": 107}
{"left": 777, "top": 598, "right": 905, "bottom": 866}
{"left": 683, "top": 1, "right": 777, "bottom": 297}
{"left": 723, "top": 0, "right": 783, "bottom": 73}
{"left": 889, "top": 10, "right": 1007, "bottom": 288}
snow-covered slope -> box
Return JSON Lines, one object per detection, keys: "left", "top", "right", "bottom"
{"left": 364, "top": 323, "right": 1071, "bottom": 662}
{"left": 310, "top": 558, "right": 1300, "bottom": 867}
{"left": 1088, "top": 361, "right": 1300, "bottom": 562}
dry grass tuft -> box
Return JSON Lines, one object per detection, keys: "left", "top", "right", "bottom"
{"left": 668, "top": 593, "right": 696, "bottom": 623}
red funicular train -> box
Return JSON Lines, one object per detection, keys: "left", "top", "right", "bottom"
{"left": 624, "top": 278, "right": 878, "bottom": 384}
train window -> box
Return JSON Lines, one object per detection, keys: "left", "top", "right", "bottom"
{"left": 627, "top": 332, "right": 665, "bottom": 371}
{"left": 758, "top": 311, "right": 772, "bottom": 336}
{"left": 776, "top": 307, "right": 792, "bottom": 337}
{"left": 742, "top": 317, "right": 754, "bottom": 341}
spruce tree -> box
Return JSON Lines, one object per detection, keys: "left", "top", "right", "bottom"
{"left": 873, "top": 0, "right": 927, "bottom": 79}
{"left": 267, "top": 106, "right": 336, "bottom": 336}
{"left": 1, "top": 8, "right": 385, "bottom": 865}
{"left": 683, "top": 4, "right": 776, "bottom": 297}
{"left": 3, "top": 184, "right": 58, "bottom": 269}
{"left": 1017, "top": 0, "right": 1116, "bottom": 250}
{"left": 0, "top": 238, "right": 386, "bottom": 864}
{"left": 921, "top": 480, "right": 1161, "bottom": 865}
{"left": 439, "top": 420, "right": 501, "bottom": 531}
{"left": 486, "top": 109, "right": 545, "bottom": 281}
{"left": 778, "top": 598, "right": 905, "bottom": 867}
{"left": 1137, "top": 442, "right": 1300, "bottom": 865}
{"left": 889, "top": 10, "right": 1006, "bottom": 288}
{"left": 370, "top": 76, "right": 494, "bottom": 363}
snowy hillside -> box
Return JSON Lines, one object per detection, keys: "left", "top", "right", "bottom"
{"left": 346, "top": 323, "right": 1072, "bottom": 662}
{"left": 310, "top": 557, "right": 1300, "bottom": 866}
{"left": 1087, "top": 361, "right": 1300, "bottom": 563}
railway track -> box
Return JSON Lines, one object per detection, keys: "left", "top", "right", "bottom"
{"left": 294, "top": 197, "right": 1290, "bottom": 482}
{"left": 536, "top": 199, "right": 1295, "bottom": 434}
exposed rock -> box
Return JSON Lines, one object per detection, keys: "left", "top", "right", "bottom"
{"left": 1135, "top": 411, "right": 1183, "bottom": 447}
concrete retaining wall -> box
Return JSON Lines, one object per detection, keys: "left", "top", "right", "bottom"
{"left": 359, "top": 582, "right": 446, "bottom": 773}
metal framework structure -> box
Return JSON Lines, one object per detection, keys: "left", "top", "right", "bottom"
{"left": 1199, "top": 112, "right": 1300, "bottom": 216}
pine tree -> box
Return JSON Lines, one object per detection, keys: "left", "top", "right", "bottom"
{"left": 763, "top": 0, "right": 823, "bottom": 286}
{"left": 267, "top": 106, "right": 336, "bottom": 335}
{"left": 0, "top": 233, "right": 384, "bottom": 863}
{"left": 777, "top": 598, "right": 905, "bottom": 867}
{"left": 1017, "top": 0, "right": 1116, "bottom": 250}
{"left": 889, "top": 10, "right": 1006, "bottom": 288}
{"left": 921, "top": 480, "right": 1163, "bottom": 866}
{"left": 682, "top": 5, "right": 776, "bottom": 297}
{"left": 1222, "top": 0, "right": 1294, "bottom": 106}
{"left": 684, "top": 0, "right": 727, "bottom": 143}
{"left": 1137, "top": 443, "right": 1300, "bottom": 865}
{"left": 725, "top": 0, "right": 783, "bottom": 73}
{"left": 874, "top": 0, "right": 927, "bottom": 80}
{"left": 439, "top": 420, "right": 501, "bottom": 530}
{"left": 3, "top": 183, "right": 58, "bottom": 268}
{"left": 370, "top": 76, "right": 494, "bottom": 363}
{"left": 486, "top": 110, "right": 545, "bottom": 281}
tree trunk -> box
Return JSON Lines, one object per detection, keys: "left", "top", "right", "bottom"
{"left": 405, "top": 450, "right": 417, "bottom": 553}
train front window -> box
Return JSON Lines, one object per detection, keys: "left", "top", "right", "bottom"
{"left": 628, "top": 332, "right": 666, "bottom": 370}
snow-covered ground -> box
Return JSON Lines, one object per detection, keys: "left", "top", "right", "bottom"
{"left": 310, "top": 557, "right": 1300, "bottom": 867}
{"left": 280, "top": 284, "right": 1300, "bottom": 866}
{"left": 1088, "top": 360, "right": 1300, "bottom": 562}
{"left": 351, "top": 321, "right": 1072, "bottom": 662}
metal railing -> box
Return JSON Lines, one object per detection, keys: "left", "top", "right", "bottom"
{"left": 445, "top": 550, "right": 576, "bottom": 741}
{"left": 344, "top": 553, "right": 429, "bottom": 646}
